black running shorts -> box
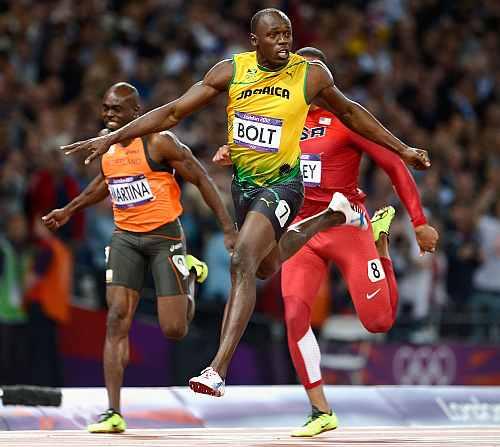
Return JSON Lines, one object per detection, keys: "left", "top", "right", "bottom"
{"left": 105, "top": 219, "right": 188, "bottom": 296}
{"left": 231, "top": 173, "right": 304, "bottom": 240}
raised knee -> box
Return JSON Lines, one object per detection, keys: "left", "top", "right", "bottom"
{"left": 362, "top": 311, "right": 394, "bottom": 333}
{"left": 161, "top": 323, "right": 188, "bottom": 340}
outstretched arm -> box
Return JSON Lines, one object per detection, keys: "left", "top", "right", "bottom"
{"left": 350, "top": 131, "right": 438, "bottom": 253}
{"left": 151, "top": 132, "right": 237, "bottom": 251}
{"left": 62, "top": 60, "right": 234, "bottom": 164}
{"left": 42, "top": 173, "right": 108, "bottom": 230}
{"left": 351, "top": 131, "right": 426, "bottom": 226}
{"left": 307, "top": 62, "right": 430, "bottom": 170}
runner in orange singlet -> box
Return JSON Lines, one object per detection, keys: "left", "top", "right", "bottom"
{"left": 42, "top": 83, "right": 236, "bottom": 433}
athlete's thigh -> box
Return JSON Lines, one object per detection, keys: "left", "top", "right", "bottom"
{"left": 281, "top": 242, "right": 328, "bottom": 309}
{"left": 235, "top": 210, "right": 278, "bottom": 268}
{"left": 106, "top": 230, "right": 147, "bottom": 292}
{"left": 156, "top": 294, "right": 189, "bottom": 329}
{"left": 144, "top": 220, "right": 189, "bottom": 297}
{"left": 320, "top": 224, "right": 392, "bottom": 322}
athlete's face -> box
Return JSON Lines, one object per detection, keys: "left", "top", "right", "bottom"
{"left": 251, "top": 14, "right": 292, "bottom": 68}
{"left": 102, "top": 92, "right": 139, "bottom": 131}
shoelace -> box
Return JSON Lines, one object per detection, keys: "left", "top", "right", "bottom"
{"left": 97, "top": 409, "right": 116, "bottom": 422}
{"left": 373, "top": 207, "right": 389, "bottom": 221}
{"left": 303, "top": 411, "right": 325, "bottom": 426}
{"left": 303, "top": 416, "right": 313, "bottom": 426}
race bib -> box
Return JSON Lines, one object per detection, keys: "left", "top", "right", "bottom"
{"left": 233, "top": 111, "right": 283, "bottom": 153}
{"left": 108, "top": 174, "right": 154, "bottom": 209}
{"left": 300, "top": 154, "right": 321, "bottom": 187}
{"left": 367, "top": 258, "right": 386, "bottom": 283}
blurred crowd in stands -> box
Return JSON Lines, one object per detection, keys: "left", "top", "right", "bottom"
{"left": 0, "top": 0, "right": 498, "bottom": 385}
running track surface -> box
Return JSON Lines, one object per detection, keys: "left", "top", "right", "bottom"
{"left": 1, "top": 427, "right": 499, "bottom": 447}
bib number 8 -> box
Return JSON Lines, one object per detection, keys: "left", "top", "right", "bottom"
{"left": 367, "top": 258, "right": 385, "bottom": 282}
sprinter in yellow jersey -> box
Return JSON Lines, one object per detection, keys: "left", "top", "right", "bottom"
{"left": 227, "top": 50, "right": 309, "bottom": 186}
{"left": 63, "top": 8, "right": 432, "bottom": 407}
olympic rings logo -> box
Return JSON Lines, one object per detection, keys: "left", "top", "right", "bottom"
{"left": 393, "top": 345, "right": 457, "bottom": 385}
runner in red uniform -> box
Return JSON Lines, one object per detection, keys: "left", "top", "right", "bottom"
{"left": 213, "top": 47, "right": 438, "bottom": 437}
{"left": 284, "top": 47, "right": 439, "bottom": 436}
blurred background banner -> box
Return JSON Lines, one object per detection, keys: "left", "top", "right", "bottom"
{"left": 362, "top": 343, "right": 500, "bottom": 386}
{"left": 1, "top": 386, "right": 500, "bottom": 430}
{"left": 58, "top": 306, "right": 500, "bottom": 387}
{"left": 0, "top": 0, "right": 499, "bottom": 391}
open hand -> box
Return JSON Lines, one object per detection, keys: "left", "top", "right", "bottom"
{"left": 61, "top": 134, "right": 113, "bottom": 165}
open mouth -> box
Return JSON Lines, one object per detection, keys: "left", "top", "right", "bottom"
{"left": 277, "top": 49, "right": 289, "bottom": 58}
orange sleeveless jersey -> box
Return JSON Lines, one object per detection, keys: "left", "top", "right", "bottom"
{"left": 101, "top": 137, "right": 182, "bottom": 232}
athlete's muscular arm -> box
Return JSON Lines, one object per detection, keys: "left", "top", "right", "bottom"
{"left": 42, "top": 173, "right": 108, "bottom": 230}
{"left": 306, "top": 62, "right": 430, "bottom": 170}
{"left": 349, "top": 131, "right": 439, "bottom": 253}
{"left": 62, "top": 60, "right": 234, "bottom": 164}
{"left": 351, "top": 132, "right": 426, "bottom": 226}
{"left": 152, "top": 132, "right": 237, "bottom": 251}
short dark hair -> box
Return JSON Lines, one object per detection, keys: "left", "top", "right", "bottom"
{"left": 109, "top": 82, "right": 139, "bottom": 100}
{"left": 296, "top": 47, "right": 327, "bottom": 64}
{"left": 105, "top": 82, "right": 140, "bottom": 107}
{"left": 250, "top": 8, "right": 290, "bottom": 34}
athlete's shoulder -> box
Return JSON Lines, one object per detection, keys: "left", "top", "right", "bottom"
{"left": 231, "top": 51, "right": 257, "bottom": 72}
{"left": 289, "top": 52, "right": 307, "bottom": 64}
{"left": 307, "top": 60, "right": 333, "bottom": 78}
{"left": 232, "top": 51, "right": 256, "bottom": 61}
{"left": 150, "top": 130, "right": 182, "bottom": 147}
{"left": 146, "top": 132, "right": 191, "bottom": 163}
{"left": 203, "top": 59, "right": 234, "bottom": 91}
{"left": 304, "top": 60, "right": 335, "bottom": 103}
{"left": 157, "top": 131, "right": 193, "bottom": 154}
{"left": 211, "top": 58, "right": 233, "bottom": 70}
{"left": 202, "top": 58, "right": 233, "bottom": 83}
